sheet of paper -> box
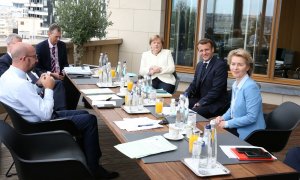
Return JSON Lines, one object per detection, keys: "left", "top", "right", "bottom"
{"left": 110, "top": 94, "right": 122, "bottom": 100}
{"left": 114, "top": 135, "right": 177, "bottom": 159}
{"left": 113, "top": 117, "right": 162, "bottom": 131}
{"left": 92, "top": 101, "right": 116, "bottom": 106}
{"left": 80, "top": 88, "right": 114, "bottom": 95}
{"left": 87, "top": 94, "right": 112, "bottom": 101}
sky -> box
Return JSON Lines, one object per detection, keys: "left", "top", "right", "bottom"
{"left": 0, "top": 0, "right": 28, "bottom": 7}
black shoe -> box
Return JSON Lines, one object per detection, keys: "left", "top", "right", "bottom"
{"left": 94, "top": 166, "right": 119, "bottom": 179}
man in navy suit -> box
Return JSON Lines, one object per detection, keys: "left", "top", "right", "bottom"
{"left": 35, "top": 24, "right": 81, "bottom": 110}
{"left": 35, "top": 23, "right": 69, "bottom": 79}
{"left": 0, "top": 33, "right": 22, "bottom": 76}
{"left": 0, "top": 33, "right": 66, "bottom": 111}
{"left": 184, "top": 38, "right": 228, "bottom": 118}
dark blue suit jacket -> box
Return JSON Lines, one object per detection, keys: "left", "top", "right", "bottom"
{"left": 0, "top": 53, "right": 12, "bottom": 77}
{"left": 35, "top": 39, "right": 69, "bottom": 76}
{"left": 185, "top": 56, "right": 228, "bottom": 114}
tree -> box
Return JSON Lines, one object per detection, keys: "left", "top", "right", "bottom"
{"left": 55, "top": 0, "right": 112, "bottom": 65}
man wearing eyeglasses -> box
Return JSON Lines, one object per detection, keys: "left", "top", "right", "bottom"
{"left": 0, "top": 33, "right": 66, "bottom": 111}
{"left": 0, "top": 42, "right": 119, "bottom": 179}
{"left": 35, "top": 23, "right": 68, "bottom": 80}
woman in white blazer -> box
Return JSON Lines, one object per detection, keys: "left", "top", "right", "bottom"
{"left": 139, "top": 35, "right": 175, "bottom": 93}
{"left": 215, "top": 48, "right": 266, "bottom": 140}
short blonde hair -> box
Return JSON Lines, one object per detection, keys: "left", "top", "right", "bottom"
{"left": 227, "top": 48, "right": 253, "bottom": 76}
{"left": 149, "top": 35, "right": 163, "bottom": 45}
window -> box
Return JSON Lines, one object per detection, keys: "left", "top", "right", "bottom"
{"left": 166, "top": 0, "right": 198, "bottom": 72}
{"left": 165, "top": 0, "right": 300, "bottom": 85}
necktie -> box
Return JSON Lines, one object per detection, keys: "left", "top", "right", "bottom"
{"left": 200, "top": 62, "right": 208, "bottom": 80}
{"left": 51, "top": 46, "right": 56, "bottom": 73}
{"left": 27, "top": 72, "right": 39, "bottom": 84}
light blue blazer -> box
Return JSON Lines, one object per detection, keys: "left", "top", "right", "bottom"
{"left": 222, "top": 78, "right": 266, "bottom": 140}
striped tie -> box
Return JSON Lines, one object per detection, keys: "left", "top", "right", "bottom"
{"left": 51, "top": 46, "right": 56, "bottom": 72}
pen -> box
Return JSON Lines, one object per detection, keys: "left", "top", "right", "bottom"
{"left": 138, "top": 124, "right": 154, "bottom": 127}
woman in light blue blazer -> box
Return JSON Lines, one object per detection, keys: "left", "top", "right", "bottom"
{"left": 215, "top": 48, "right": 266, "bottom": 140}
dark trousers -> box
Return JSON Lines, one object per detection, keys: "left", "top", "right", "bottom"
{"left": 152, "top": 77, "right": 175, "bottom": 94}
{"left": 54, "top": 110, "right": 101, "bottom": 173}
{"left": 188, "top": 97, "right": 215, "bottom": 119}
{"left": 284, "top": 147, "right": 300, "bottom": 172}
{"left": 53, "top": 80, "right": 67, "bottom": 111}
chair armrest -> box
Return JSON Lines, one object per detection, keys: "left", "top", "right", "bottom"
{"left": 32, "top": 118, "right": 81, "bottom": 137}
{"left": 245, "top": 129, "right": 292, "bottom": 152}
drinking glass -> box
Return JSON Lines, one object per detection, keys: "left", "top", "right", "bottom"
{"left": 127, "top": 80, "right": 133, "bottom": 91}
{"left": 111, "top": 68, "right": 116, "bottom": 78}
{"left": 155, "top": 98, "right": 164, "bottom": 115}
{"left": 189, "top": 131, "right": 200, "bottom": 153}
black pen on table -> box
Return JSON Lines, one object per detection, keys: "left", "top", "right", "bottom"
{"left": 138, "top": 124, "right": 154, "bottom": 127}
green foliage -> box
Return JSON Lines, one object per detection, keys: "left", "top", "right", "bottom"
{"left": 55, "top": 0, "right": 112, "bottom": 46}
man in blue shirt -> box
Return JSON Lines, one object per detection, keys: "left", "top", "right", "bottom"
{"left": 0, "top": 42, "right": 119, "bottom": 179}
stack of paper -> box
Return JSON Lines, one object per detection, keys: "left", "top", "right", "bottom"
{"left": 64, "top": 66, "right": 92, "bottom": 75}
{"left": 114, "top": 135, "right": 177, "bottom": 158}
{"left": 87, "top": 94, "right": 121, "bottom": 101}
{"left": 114, "top": 117, "right": 163, "bottom": 131}
{"left": 80, "top": 88, "right": 114, "bottom": 95}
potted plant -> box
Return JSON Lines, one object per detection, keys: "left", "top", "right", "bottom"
{"left": 55, "top": 0, "right": 112, "bottom": 66}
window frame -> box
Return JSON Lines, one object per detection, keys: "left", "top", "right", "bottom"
{"left": 164, "top": 0, "right": 300, "bottom": 86}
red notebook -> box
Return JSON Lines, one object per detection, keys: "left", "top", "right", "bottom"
{"left": 230, "top": 148, "right": 275, "bottom": 161}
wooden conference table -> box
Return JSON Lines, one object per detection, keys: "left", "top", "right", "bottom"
{"left": 67, "top": 76, "right": 298, "bottom": 180}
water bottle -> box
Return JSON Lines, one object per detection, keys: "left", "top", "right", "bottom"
{"left": 175, "top": 106, "right": 182, "bottom": 128}
{"left": 116, "top": 60, "right": 122, "bottom": 82}
{"left": 136, "top": 80, "right": 144, "bottom": 110}
{"left": 192, "top": 137, "right": 203, "bottom": 159}
{"left": 103, "top": 53, "right": 108, "bottom": 65}
{"left": 102, "top": 64, "right": 107, "bottom": 86}
{"left": 184, "top": 97, "right": 189, "bottom": 124}
{"left": 198, "top": 136, "right": 209, "bottom": 168}
{"left": 170, "top": 98, "right": 176, "bottom": 116}
{"left": 106, "top": 62, "right": 112, "bottom": 86}
{"left": 122, "top": 60, "right": 127, "bottom": 78}
{"left": 209, "top": 120, "right": 217, "bottom": 168}
{"left": 99, "top": 53, "right": 104, "bottom": 67}
{"left": 98, "top": 53, "right": 104, "bottom": 84}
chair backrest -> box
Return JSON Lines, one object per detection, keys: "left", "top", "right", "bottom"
{"left": 0, "top": 102, "right": 36, "bottom": 134}
{"left": 172, "top": 71, "right": 180, "bottom": 94}
{"left": 265, "top": 101, "right": 300, "bottom": 130}
{"left": 0, "top": 120, "right": 24, "bottom": 158}
{"left": 0, "top": 120, "right": 93, "bottom": 180}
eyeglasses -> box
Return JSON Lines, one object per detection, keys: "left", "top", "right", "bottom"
{"left": 26, "top": 54, "right": 38, "bottom": 59}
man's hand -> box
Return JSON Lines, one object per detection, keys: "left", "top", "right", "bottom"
{"left": 40, "top": 74, "right": 55, "bottom": 89}
{"left": 193, "top": 102, "right": 200, "bottom": 108}
{"left": 51, "top": 72, "right": 64, "bottom": 80}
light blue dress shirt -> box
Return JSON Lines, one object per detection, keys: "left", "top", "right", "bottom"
{"left": 0, "top": 66, "right": 54, "bottom": 122}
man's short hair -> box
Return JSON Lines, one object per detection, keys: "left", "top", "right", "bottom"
{"left": 6, "top": 33, "right": 22, "bottom": 45}
{"left": 48, "top": 23, "right": 61, "bottom": 33}
{"left": 197, "top": 38, "right": 215, "bottom": 49}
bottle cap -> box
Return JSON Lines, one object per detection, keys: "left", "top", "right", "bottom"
{"left": 205, "top": 124, "right": 211, "bottom": 129}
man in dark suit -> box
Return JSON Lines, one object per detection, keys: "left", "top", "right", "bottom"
{"left": 35, "top": 23, "right": 69, "bottom": 79}
{"left": 0, "top": 33, "right": 22, "bottom": 76}
{"left": 184, "top": 38, "right": 228, "bottom": 118}
{"left": 35, "top": 24, "right": 81, "bottom": 110}
{"left": 0, "top": 33, "right": 66, "bottom": 111}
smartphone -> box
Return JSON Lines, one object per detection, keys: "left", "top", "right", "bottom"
{"left": 236, "top": 148, "right": 264, "bottom": 154}
{"left": 244, "top": 151, "right": 272, "bottom": 159}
